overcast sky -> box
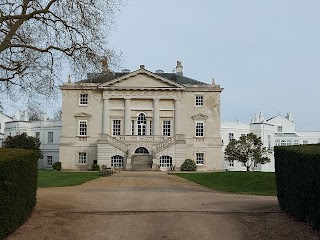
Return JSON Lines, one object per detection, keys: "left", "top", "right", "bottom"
{"left": 106, "top": 0, "right": 320, "bottom": 131}
{"left": 3, "top": 0, "right": 320, "bottom": 131}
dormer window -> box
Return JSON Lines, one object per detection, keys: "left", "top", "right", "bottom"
{"left": 79, "top": 94, "right": 88, "bottom": 105}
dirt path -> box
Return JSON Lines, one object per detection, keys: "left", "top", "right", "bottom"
{"left": 7, "top": 171, "right": 320, "bottom": 240}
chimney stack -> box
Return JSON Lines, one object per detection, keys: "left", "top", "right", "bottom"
{"left": 176, "top": 61, "right": 183, "bottom": 76}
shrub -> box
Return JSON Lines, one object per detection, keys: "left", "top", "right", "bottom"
{"left": 0, "top": 148, "right": 38, "bottom": 239}
{"left": 52, "top": 162, "right": 61, "bottom": 171}
{"left": 91, "top": 164, "right": 100, "bottom": 171}
{"left": 275, "top": 144, "right": 320, "bottom": 230}
{"left": 2, "top": 132, "right": 42, "bottom": 159}
{"left": 180, "top": 159, "right": 197, "bottom": 171}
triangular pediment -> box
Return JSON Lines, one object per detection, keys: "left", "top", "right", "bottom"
{"left": 266, "top": 115, "right": 294, "bottom": 125}
{"left": 98, "top": 68, "right": 185, "bottom": 89}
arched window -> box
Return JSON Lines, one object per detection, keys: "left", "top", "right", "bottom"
{"left": 111, "top": 155, "right": 124, "bottom": 167}
{"left": 135, "top": 147, "right": 149, "bottom": 154}
{"left": 160, "top": 156, "right": 172, "bottom": 167}
{"left": 137, "top": 113, "right": 146, "bottom": 135}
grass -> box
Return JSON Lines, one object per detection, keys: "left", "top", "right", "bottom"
{"left": 176, "top": 171, "right": 276, "bottom": 196}
{"left": 37, "top": 171, "right": 101, "bottom": 188}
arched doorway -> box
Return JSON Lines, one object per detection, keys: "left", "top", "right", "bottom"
{"left": 135, "top": 147, "right": 149, "bottom": 154}
{"left": 131, "top": 147, "right": 152, "bottom": 170}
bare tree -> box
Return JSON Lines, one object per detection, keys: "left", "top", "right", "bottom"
{"left": 52, "top": 108, "right": 62, "bottom": 121}
{"left": 0, "top": 0, "right": 122, "bottom": 97}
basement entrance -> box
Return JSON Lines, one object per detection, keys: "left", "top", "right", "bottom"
{"left": 131, "top": 147, "right": 153, "bottom": 170}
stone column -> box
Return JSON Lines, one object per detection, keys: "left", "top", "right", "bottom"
{"left": 174, "top": 99, "right": 181, "bottom": 134}
{"left": 153, "top": 99, "right": 160, "bottom": 135}
{"left": 124, "top": 99, "right": 131, "bottom": 135}
{"left": 102, "top": 98, "right": 110, "bottom": 134}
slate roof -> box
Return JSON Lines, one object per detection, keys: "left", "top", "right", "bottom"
{"left": 81, "top": 71, "right": 208, "bottom": 86}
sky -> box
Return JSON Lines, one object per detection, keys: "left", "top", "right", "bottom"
{"left": 3, "top": 0, "right": 320, "bottom": 131}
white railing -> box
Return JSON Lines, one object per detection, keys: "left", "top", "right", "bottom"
{"left": 115, "top": 135, "right": 166, "bottom": 143}
{"left": 155, "top": 136, "right": 176, "bottom": 153}
{"left": 99, "top": 134, "right": 128, "bottom": 152}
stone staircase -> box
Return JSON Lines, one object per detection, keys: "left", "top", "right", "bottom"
{"left": 131, "top": 154, "right": 153, "bottom": 170}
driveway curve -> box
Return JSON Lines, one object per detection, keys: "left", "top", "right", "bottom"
{"left": 7, "top": 171, "right": 319, "bottom": 240}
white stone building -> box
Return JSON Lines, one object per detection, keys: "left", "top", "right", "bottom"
{"left": 4, "top": 112, "right": 61, "bottom": 169}
{"left": 59, "top": 62, "right": 223, "bottom": 171}
{"left": 222, "top": 112, "right": 320, "bottom": 172}
{"left": 0, "top": 102, "right": 13, "bottom": 146}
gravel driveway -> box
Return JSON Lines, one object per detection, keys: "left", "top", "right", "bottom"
{"left": 7, "top": 171, "right": 320, "bottom": 240}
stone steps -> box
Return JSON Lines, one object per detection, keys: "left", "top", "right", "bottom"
{"left": 131, "top": 154, "right": 153, "bottom": 170}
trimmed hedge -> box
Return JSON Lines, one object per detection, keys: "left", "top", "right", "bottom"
{"left": 275, "top": 144, "right": 320, "bottom": 229}
{"left": 0, "top": 148, "right": 38, "bottom": 239}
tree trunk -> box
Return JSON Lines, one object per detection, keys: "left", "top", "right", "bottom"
{"left": 246, "top": 165, "right": 250, "bottom": 171}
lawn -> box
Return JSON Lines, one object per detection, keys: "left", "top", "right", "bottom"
{"left": 176, "top": 171, "right": 276, "bottom": 196}
{"left": 37, "top": 171, "right": 101, "bottom": 188}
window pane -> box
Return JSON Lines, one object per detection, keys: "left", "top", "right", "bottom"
{"left": 163, "top": 120, "right": 171, "bottom": 136}
{"left": 48, "top": 132, "right": 53, "bottom": 143}
{"left": 80, "top": 94, "right": 88, "bottom": 105}
{"left": 111, "top": 155, "right": 124, "bottom": 167}
{"left": 79, "top": 121, "right": 87, "bottom": 136}
{"left": 137, "top": 113, "right": 146, "bottom": 135}
{"left": 47, "top": 156, "right": 53, "bottom": 166}
{"left": 195, "top": 95, "right": 204, "bottom": 106}
{"left": 79, "top": 152, "right": 87, "bottom": 164}
{"left": 228, "top": 133, "right": 234, "bottom": 142}
{"left": 160, "top": 156, "right": 172, "bottom": 167}
{"left": 195, "top": 122, "right": 204, "bottom": 136}
{"left": 113, "top": 120, "right": 121, "bottom": 136}
{"left": 196, "top": 153, "right": 204, "bottom": 164}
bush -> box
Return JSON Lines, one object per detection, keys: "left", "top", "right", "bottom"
{"left": 91, "top": 164, "right": 100, "bottom": 171}
{"left": 180, "top": 159, "right": 197, "bottom": 171}
{"left": 52, "top": 162, "right": 61, "bottom": 171}
{"left": 0, "top": 148, "right": 38, "bottom": 239}
{"left": 275, "top": 144, "right": 320, "bottom": 230}
{"left": 2, "top": 132, "right": 42, "bottom": 159}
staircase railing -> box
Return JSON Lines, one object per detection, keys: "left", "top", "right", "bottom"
{"left": 99, "top": 134, "right": 128, "bottom": 153}
{"left": 155, "top": 136, "right": 176, "bottom": 154}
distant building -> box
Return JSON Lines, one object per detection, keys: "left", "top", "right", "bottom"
{"left": 4, "top": 112, "right": 61, "bottom": 169}
{"left": 0, "top": 102, "right": 13, "bottom": 146}
{"left": 59, "top": 62, "right": 224, "bottom": 171}
{"left": 221, "top": 112, "right": 320, "bottom": 172}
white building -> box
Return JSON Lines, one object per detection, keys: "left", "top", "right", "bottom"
{"left": 59, "top": 62, "right": 223, "bottom": 171}
{"left": 222, "top": 112, "right": 320, "bottom": 172}
{"left": 4, "top": 112, "right": 61, "bottom": 169}
{"left": 0, "top": 102, "right": 13, "bottom": 146}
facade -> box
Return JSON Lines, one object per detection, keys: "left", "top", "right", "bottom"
{"left": 222, "top": 112, "right": 320, "bottom": 172}
{"left": 4, "top": 112, "right": 61, "bottom": 169}
{"left": 59, "top": 62, "right": 223, "bottom": 171}
{"left": 0, "top": 102, "right": 13, "bottom": 146}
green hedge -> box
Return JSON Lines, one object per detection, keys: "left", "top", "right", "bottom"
{"left": 275, "top": 144, "right": 320, "bottom": 229}
{"left": 0, "top": 148, "right": 38, "bottom": 239}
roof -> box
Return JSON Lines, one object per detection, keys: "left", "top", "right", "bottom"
{"left": 80, "top": 71, "right": 209, "bottom": 86}
{"left": 275, "top": 133, "right": 299, "bottom": 138}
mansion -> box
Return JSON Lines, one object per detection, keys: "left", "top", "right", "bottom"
{"left": 59, "top": 62, "right": 223, "bottom": 171}
{"left": 2, "top": 63, "right": 320, "bottom": 172}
